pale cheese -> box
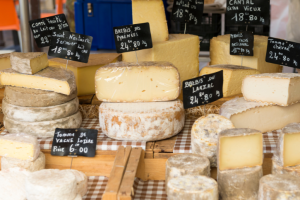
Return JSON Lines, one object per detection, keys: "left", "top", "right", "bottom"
{"left": 65, "top": 170, "right": 88, "bottom": 197}
{"left": 0, "top": 53, "right": 11, "bottom": 88}
{"left": 272, "top": 157, "right": 300, "bottom": 178}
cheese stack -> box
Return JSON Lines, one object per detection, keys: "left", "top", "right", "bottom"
{"left": 0, "top": 52, "right": 82, "bottom": 137}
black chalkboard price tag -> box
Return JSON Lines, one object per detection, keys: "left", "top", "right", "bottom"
{"left": 266, "top": 37, "right": 300, "bottom": 69}
{"left": 230, "top": 31, "right": 254, "bottom": 56}
{"left": 183, "top": 71, "right": 223, "bottom": 109}
{"left": 172, "top": 0, "right": 204, "bottom": 25}
{"left": 226, "top": 0, "right": 270, "bottom": 25}
{"left": 29, "top": 14, "right": 70, "bottom": 48}
{"left": 48, "top": 30, "right": 93, "bottom": 63}
{"left": 51, "top": 128, "right": 98, "bottom": 157}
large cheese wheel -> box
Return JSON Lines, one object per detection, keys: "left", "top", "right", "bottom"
{"left": 65, "top": 169, "right": 88, "bottom": 197}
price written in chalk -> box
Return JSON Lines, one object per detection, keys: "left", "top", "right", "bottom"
{"left": 230, "top": 31, "right": 254, "bottom": 56}
{"left": 172, "top": 0, "right": 204, "bottom": 25}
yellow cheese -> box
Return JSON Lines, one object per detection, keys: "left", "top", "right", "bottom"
{"left": 0, "top": 53, "right": 11, "bottom": 88}
{"left": 210, "top": 35, "right": 282, "bottom": 73}
{"left": 200, "top": 65, "right": 260, "bottom": 97}
{"left": 132, "top": 0, "right": 168, "bottom": 42}
{"left": 49, "top": 53, "right": 121, "bottom": 96}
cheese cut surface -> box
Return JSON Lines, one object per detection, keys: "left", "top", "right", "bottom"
{"left": 49, "top": 53, "right": 121, "bottom": 96}
{"left": 167, "top": 175, "right": 218, "bottom": 200}
{"left": 218, "top": 128, "right": 263, "bottom": 170}
{"left": 4, "top": 111, "right": 82, "bottom": 138}
{"left": 210, "top": 34, "right": 282, "bottom": 73}
{"left": 200, "top": 65, "right": 260, "bottom": 97}
{"left": 65, "top": 170, "right": 88, "bottom": 197}
{"left": 95, "top": 62, "right": 180, "bottom": 102}
{"left": 220, "top": 97, "right": 300, "bottom": 133}
{"left": 242, "top": 73, "right": 300, "bottom": 106}
{"left": 191, "top": 114, "right": 234, "bottom": 167}
{"left": 0, "top": 53, "right": 11, "bottom": 88}
{"left": 1, "top": 152, "right": 45, "bottom": 172}
{"left": 258, "top": 174, "right": 300, "bottom": 200}
{"left": 272, "top": 157, "right": 300, "bottom": 178}
{"left": 218, "top": 166, "right": 263, "bottom": 200}
{"left": 132, "top": 0, "right": 168, "bottom": 43}
{"left": 0, "top": 66, "right": 76, "bottom": 95}
{"left": 99, "top": 100, "right": 185, "bottom": 141}
{"left": 0, "top": 133, "right": 40, "bottom": 161}
{"left": 10, "top": 52, "right": 48, "bottom": 74}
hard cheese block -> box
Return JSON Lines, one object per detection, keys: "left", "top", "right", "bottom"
{"left": 272, "top": 157, "right": 300, "bottom": 178}
{"left": 0, "top": 53, "right": 12, "bottom": 88}
{"left": 210, "top": 35, "right": 282, "bottom": 73}
{"left": 99, "top": 100, "right": 185, "bottom": 141}
{"left": 0, "top": 66, "right": 76, "bottom": 95}
{"left": 191, "top": 114, "right": 234, "bottom": 167}
{"left": 220, "top": 97, "right": 300, "bottom": 133}
{"left": 200, "top": 65, "right": 260, "bottom": 97}
{"left": 65, "top": 170, "right": 88, "bottom": 197}
{"left": 242, "top": 73, "right": 300, "bottom": 106}
{"left": 49, "top": 53, "right": 121, "bottom": 96}
{"left": 218, "top": 128, "right": 263, "bottom": 170}
{"left": 0, "top": 133, "right": 40, "bottom": 161}
{"left": 10, "top": 52, "right": 48, "bottom": 74}
{"left": 132, "top": 0, "right": 168, "bottom": 43}
{"left": 218, "top": 166, "right": 263, "bottom": 200}
{"left": 95, "top": 62, "right": 180, "bottom": 102}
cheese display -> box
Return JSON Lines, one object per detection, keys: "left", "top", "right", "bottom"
{"left": 200, "top": 65, "right": 260, "bottom": 97}
{"left": 220, "top": 97, "right": 300, "bottom": 133}
{"left": 49, "top": 53, "right": 121, "bottom": 96}
{"left": 218, "top": 128, "right": 263, "bottom": 170}
{"left": 167, "top": 175, "right": 218, "bottom": 200}
{"left": 272, "top": 157, "right": 300, "bottom": 177}
{"left": 10, "top": 52, "right": 48, "bottom": 74}
{"left": 95, "top": 62, "right": 180, "bottom": 102}
{"left": 4, "top": 111, "right": 82, "bottom": 137}
{"left": 242, "top": 73, "right": 300, "bottom": 106}
{"left": 218, "top": 166, "right": 263, "bottom": 200}
{"left": 0, "top": 133, "right": 40, "bottom": 161}
{"left": 191, "top": 114, "right": 234, "bottom": 167}
{"left": 132, "top": 0, "right": 168, "bottom": 43}
{"left": 1, "top": 152, "right": 45, "bottom": 172}
{"left": 210, "top": 34, "right": 282, "bottom": 73}
{"left": 258, "top": 174, "right": 300, "bottom": 200}
{"left": 0, "top": 66, "right": 76, "bottom": 95}
{"left": 66, "top": 169, "right": 88, "bottom": 197}
{"left": 99, "top": 100, "right": 185, "bottom": 141}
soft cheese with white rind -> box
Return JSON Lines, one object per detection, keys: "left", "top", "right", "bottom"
{"left": 191, "top": 114, "right": 234, "bottom": 167}
{"left": 65, "top": 169, "right": 88, "bottom": 197}
{"left": 218, "top": 166, "right": 263, "bottom": 200}
{"left": 4, "top": 111, "right": 82, "bottom": 137}
{"left": 272, "top": 157, "right": 300, "bottom": 178}
{"left": 242, "top": 73, "right": 300, "bottom": 106}
{"left": 99, "top": 100, "right": 185, "bottom": 141}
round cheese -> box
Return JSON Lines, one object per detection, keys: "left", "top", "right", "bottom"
{"left": 218, "top": 166, "right": 263, "bottom": 200}
{"left": 99, "top": 100, "right": 185, "bottom": 141}
{"left": 74, "top": 194, "right": 82, "bottom": 200}
{"left": 191, "top": 114, "right": 234, "bottom": 167}
{"left": 65, "top": 169, "right": 88, "bottom": 197}
{"left": 272, "top": 158, "right": 300, "bottom": 178}
{"left": 167, "top": 175, "right": 218, "bottom": 200}
{"left": 4, "top": 111, "right": 82, "bottom": 138}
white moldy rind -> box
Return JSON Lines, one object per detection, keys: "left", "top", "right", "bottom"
{"left": 191, "top": 114, "right": 234, "bottom": 167}
{"left": 272, "top": 157, "right": 300, "bottom": 178}
{"left": 218, "top": 166, "right": 263, "bottom": 200}
{"left": 99, "top": 100, "right": 185, "bottom": 141}
{"left": 258, "top": 174, "right": 300, "bottom": 200}
{"left": 167, "top": 175, "right": 218, "bottom": 200}
{"left": 65, "top": 169, "right": 88, "bottom": 197}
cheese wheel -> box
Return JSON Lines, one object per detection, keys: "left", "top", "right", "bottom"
{"left": 65, "top": 169, "right": 88, "bottom": 197}
{"left": 272, "top": 158, "right": 300, "bottom": 178}
{"left": 99, "top": 100, "right": 185, "bottom": 141}
{"left": 74, "top": 194, "right": 82, "bottom": 200}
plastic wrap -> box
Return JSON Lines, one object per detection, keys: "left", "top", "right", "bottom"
{"left": 272, "top": 156, "right": 300, "bottom": 178}
{"left": 65, "top": 169, "right": 88, "bottom": 197}
{"left": 191, "top": 114, "right": 234, "bottom": 167}
{"left": 95, "top": 61, "right": 181, "bottom": 102}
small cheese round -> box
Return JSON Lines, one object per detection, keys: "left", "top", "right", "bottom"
{"left": 65, "top": 169, "right": 88, "bottom": 197}
{"left": 167, "top": 175, "right": 218, "bottom": 200}
{"left": 272, "top": 159, "right": 300, "bottom": 177}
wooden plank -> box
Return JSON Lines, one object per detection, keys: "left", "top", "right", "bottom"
{"left": 78, "top": 95, "right": 94, "bottom": 104}
{"left": 91, "top": 95, "right": 102, "bottom": 105}
{"left": 145, "top": 142, "right": 154, "bottom": 158}
{"left": 153, "top": 136, "right": 177, "bottom": 153}
{"left": 0, "top": 88, "right": 4, "bottom": 104}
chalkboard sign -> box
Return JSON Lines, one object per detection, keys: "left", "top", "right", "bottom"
{"left": 182, "top": 71, "right": 223, "bottom": 109}
{"left": 29, "top": 14, "right": 70, "bottom": 48}
{"left": 48, "top": 30, "right": 93, "bottom": 63}
{"left": 172, "top": 0, "right": 204, "bottom": 25}
{"left": 113, "top": 23, "right": 153, "bottom": 53}
{"left": 266, "top": 37, "right": 300, "bottom": 69}
{"left": 51, "top": 128, "right": 98, "bottom": 157}
{"left": 226, "top": 0, "right": 270, "bottom": 25}
{"left": 230, "top": 31, "right": 254, "bottom": 56}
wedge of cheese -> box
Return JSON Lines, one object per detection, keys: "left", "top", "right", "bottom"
{"left": 0, "top": 53, "right": 12, "bottom": 88}
{"left": 200, "top": 65, "right": 260, "bottom": 97}
{"left": 49, "top": 53, "right": 121, "bottom": 96}
{"left": 210, "top": 35, "right": 282, "bottom": 73}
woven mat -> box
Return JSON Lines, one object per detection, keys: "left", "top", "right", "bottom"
{"left": 0, "top": 119, "right": 146, "bottom": 151}
{"left": 173, "top": 118, "right": 280, "bottom": 154}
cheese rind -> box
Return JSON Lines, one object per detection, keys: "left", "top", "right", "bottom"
{"left": 95, "top": 62, "right": 180, "bottom": 102}
{"left": 272, "top": 157, "right": 300, "bottom": 178}
{"left": 218, "top": 128, "right": 263, "bottom": 170}
{"left": 99, "top": 100, "right": 185, "bottom": 141}
{"left": 191, "top": 114, "right": 234, "bottom": 167}
{"left": 218, "top": 166, "right": 263, "bottom": 200}
{"left": 65, "top": 170, "right": 88, "bottom": 197}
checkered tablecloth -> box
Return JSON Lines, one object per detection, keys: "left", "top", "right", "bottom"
{"left": 173, "top": 118, "right": 280, "bottom": 154}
